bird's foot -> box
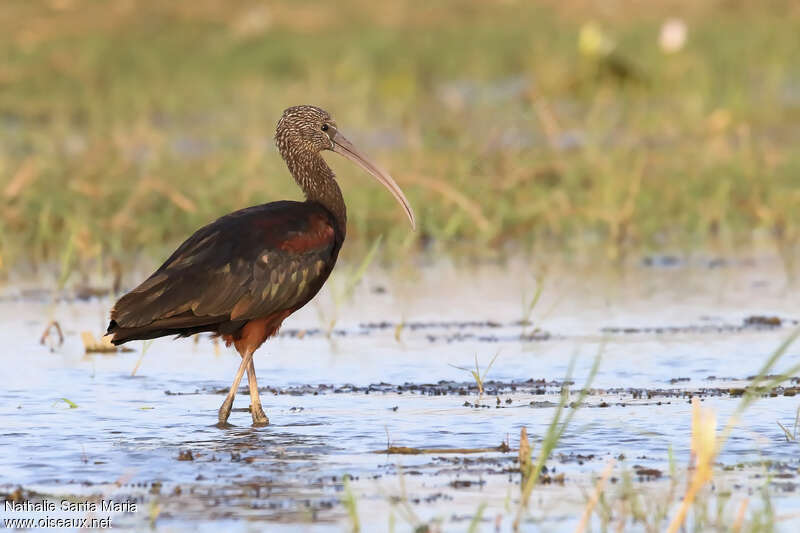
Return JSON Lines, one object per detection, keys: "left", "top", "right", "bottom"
{"left": 218, "top": 396, "right": 234, "bottom": 425}
{"left": 249, "top": 404, "right": 269, "bottom": 427}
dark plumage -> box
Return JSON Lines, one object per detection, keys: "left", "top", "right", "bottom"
{"left": 106, "top": 105, "right": 415, "bottom": 426}
{"left": 108, "top": 202, "right": 341, "bottom": 343}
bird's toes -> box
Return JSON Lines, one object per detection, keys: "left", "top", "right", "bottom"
{"left": 218, "top": 400, "right": 234, "bottom": 425}
{"left": 251, "top": 417, "right": 269, "bottom": 427}
{"left": 250, "top": 405, "right": 269, "bottom": 427}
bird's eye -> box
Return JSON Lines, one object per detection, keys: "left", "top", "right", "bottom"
{"left": 321, "top": 124, "right": 329, "bottom": 132}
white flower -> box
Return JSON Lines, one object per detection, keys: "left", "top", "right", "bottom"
{"left": 660, "top": 18, "right": 688, "bottom": 53}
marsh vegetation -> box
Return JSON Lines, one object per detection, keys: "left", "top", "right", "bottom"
{"left": 1, "top": 1, "right": 799, "bottom": 531}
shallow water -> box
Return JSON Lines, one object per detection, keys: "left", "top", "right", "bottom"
{"left": 1, "top": 255, "right": 799, "bottom": 531}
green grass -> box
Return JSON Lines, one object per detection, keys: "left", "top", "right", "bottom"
{"left": 514, "top": 350, "right": 601, "bottom": 530}
{"left": 1, "top": 0, "right": 799, "bottom": 278}
{"left": 777, "top": 405, "right": 799, "bottom": 441}
{"left": 342, "top": 475, "right": 360, "bottom": 533}
{"left": 449, "top": 350, "right": 501, "bottom": 405}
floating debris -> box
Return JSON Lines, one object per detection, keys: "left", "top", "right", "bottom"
{"left": 375, "top": 443, "right": 512, "bottom": 455}
{"left": 81, "top": 331, "right": 133, "bottom": 353}
{"left": 635, "top": 466, "right": 663, "bottom": 480}
{"left": 56, "top": 398, "right": 78, "bottom": 409}
{"left": 744, "top": 316, "right": 782, "bottom": 328}
{"left": 601, "top": 316, "right": 796, "bottom": 335}
{"left": 162, "top": 377, "right": 800, "bottom": 402}
{"left": 177, "top": 378, "right": 572, "bottom": 398}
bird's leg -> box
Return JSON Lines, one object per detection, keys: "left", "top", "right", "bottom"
{"left": 241, "top": 351, "right": 269, "bottom": 426}
{"left": 218, "top": 349, "right": 253, "bottom": 425}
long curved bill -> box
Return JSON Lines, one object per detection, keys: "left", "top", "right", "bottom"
{"left": 332, "top": 132, "right": 416, "bottom": 230}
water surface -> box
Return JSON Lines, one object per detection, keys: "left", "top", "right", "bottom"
{"left": 1, "top": 255, "right": 799, "bottom": 531}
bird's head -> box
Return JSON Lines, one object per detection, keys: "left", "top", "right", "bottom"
{"left": 275, "top": 105, "right": 337, "bottom": 155}
{"left": 275, "top": 105, "right": 415, "bottom": 229}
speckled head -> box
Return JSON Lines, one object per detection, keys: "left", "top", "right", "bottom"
{"left": 275, "top": 105, "right": 416, "bottom": 230}
{"left": 275, "top": 105, "right": 337, "bottom": 158}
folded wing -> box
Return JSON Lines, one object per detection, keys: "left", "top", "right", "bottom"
{"left": 107, "top": 201, "right": 341, "bottom": 344}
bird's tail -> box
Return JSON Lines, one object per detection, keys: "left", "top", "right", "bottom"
{"left": 105, "top": 315, "right": 225, "bottom": 345}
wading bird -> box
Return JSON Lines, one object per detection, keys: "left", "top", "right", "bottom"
{"left": 106, "top": 105, "right": 415, "bottom": 426}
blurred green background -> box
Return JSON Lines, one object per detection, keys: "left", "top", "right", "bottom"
{"left": 1, "top": 0, "right": 799, "bottom": 275}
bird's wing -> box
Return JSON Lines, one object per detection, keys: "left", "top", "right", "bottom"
{"left": 109, "top": 202, "right": 341, "bottom": 330}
